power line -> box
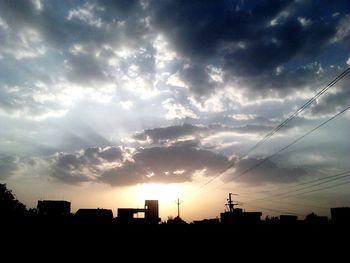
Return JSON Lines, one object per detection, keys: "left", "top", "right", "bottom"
{"left": 228, "top": 173, "right": 350, "bottom": 215}
{"left": 260, "top": 179, "right": 350, "bottom": 201}
{"left": 190, "top": 67, "right": 350, "bottom": 193}
{"left": 186, "top": 67, "right": 350, "bottom": 200}
{"left": 239, "top": 192, "right": 330, "bottom": 210}
{"left": 249, "top": 170, "right": 350, "bottom": 196}
{"left": 225, "top": 170, "right": 350, "bottom": 200}
{"left": 232, "top": 106, "right": 350, "bottom": 181}
{"left": 243, "top": 66, "right": 350, "bottom": 157}
{"left": 216, "top": 170, "right": 350, "bottom": 208}
{"left": 253, "top": 172, "right": 350, "bottom": 202}
{"left": 210, "top": 105, "right": 350, "bottom": 195}
{"left": 295, "top": 180, "right": 350, "bottom": 196}
{"left": 245, "top": 203, "right": 303, "bottom": 216}
{"left": 213, "top": 171, "right": 348, "bottom": 215}
{"left": 268, "top": 175, "right": 350, "bottom": 200}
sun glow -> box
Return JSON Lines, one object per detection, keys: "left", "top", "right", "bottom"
{"left": 124, "top": 183, "right": 196, "bottom": 221}
{"left": 135, "top": 183, "right": 185, "bottom": 205}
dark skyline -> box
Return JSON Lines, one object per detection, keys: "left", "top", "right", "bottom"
{"left": 0, "top": 0, "right": 349, "bottom": 221}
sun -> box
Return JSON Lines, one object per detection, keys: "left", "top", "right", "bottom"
{"left": 135, "top": 183, "right": 185, "bottom": 205}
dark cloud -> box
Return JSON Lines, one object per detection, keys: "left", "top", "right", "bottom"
{"left": 47, "top": 141, "right": 230, "bottom": 186}
{"left": 232, "top": 63, "right": 348, "bottom": 99}
{"left": 60, "top": 132, "right": 111, "bottom": 153}
{"left": 134, "top": 123, "right": 280, "bottom": 144}
{"left": 149, "top": 0, "right": 349, "bottom": 94}
{"left": 49, "top": 153, "right": 91, "bottom": 184}
{"left": 0, "top": 1, "right": 73, "bottom": 49}
{"left": 179, "top": 64, "right": 217, "bottom": 96}
{"left": 65, "top": 51, "right": 107, "bottom": 85}
{"left": 234, "top": 124, "right": 277, "bottom": 134}
{"left": 149, "top": 0, "right": 290, "bottom": 61}
{"left": 0, "top": 156, "right": 19, "bottom": 180}
{"left": 0, "top": 0, "right": 151, "bottom": 72}
{"left": 134, "top": 123, "right": 201, "bottom": 143}
{"left": 99, "top": 146, "right": 123, "bottom": 161}
{"left": 101, "top": 141, "right": 231, "bottom": 186}
{"left": 84, "top": 146, "right": 123, "bottom": 162}
{"left": 97, "top": 0, "right": 140, "bottom": 18}
{"left": 0, "top": 0, "right": 113, "bottom": 49}
{"left": 0, "top": 0, "right": 40, "bottom": 29}
{"left": 225, "top": 157, "right": 307, "bottom": 185}
{"left": 0, "top": 0, "right": 348, "bottom": 104}
{"left": 48, "top": 146, "right": 123, "bottom": 184}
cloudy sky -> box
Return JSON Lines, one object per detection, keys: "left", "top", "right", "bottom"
{"left": 0, "top": 0, "right": 349, "bottom": 221}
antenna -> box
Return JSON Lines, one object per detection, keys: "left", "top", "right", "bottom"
{"left": 175, "top": 198, "right": 183, "bottom": 218}
{"left": 226, "top": 193, "right": 239, "bottom": 213}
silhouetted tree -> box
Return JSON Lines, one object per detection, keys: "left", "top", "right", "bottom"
{"left": 305, "top": 212, "right": 317, "bottom": 221}
{"left": 0, "top": 183, "right": 27, "bottom": 219}
{"left": 266, "top": 215, "right": 279, "bottom": 222}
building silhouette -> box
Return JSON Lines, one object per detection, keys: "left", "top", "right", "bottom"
{"left": 279, "top": 215, "right": 298, "bottom": 223}
{"left": 75, "top": 208, "right": 113, "bottom": 223}
{"left": 331, "top": 207, "right": 350, "bottom": 223}
{"left": 193, "top": 218, "right": 220, "bottom": 225}
{"left": 37, "top": 200, "right": 71, "bottom": 217}
{"left": 220, "top": 193, "right": 262, "bottom": 224}
{"left": 305, "top": 212, "right": 328, "bottom": 223}
{"left": 117, "top": 200, "right": 161, "bottom": 224}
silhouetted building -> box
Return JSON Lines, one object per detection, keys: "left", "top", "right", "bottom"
{"left": 279, "top": 215, "right": 298, "bottom": 222}
{"left": 118, "top": 208, "right": 145, "bottom": 220}
{"left": 305, "top": 212, "right": 328, "bottom": 223}
{"left": 75, "top": 208, "right": 113, "bottom": 223}
{"left": 220, "top": 194, "right": 262, "bottom": 224}
{"left": 331, "top": 207, "right": 350, "bottom": 223}
{"left": 37, "top": 200, "right": 71, "bottom": 217}
{"left": 221, "top": 210, "right": 262, "bottom": 224}
{"left": 167, "top": 216, "right": 187, "bottom": 225}
{"left": 117, "top": 200, "right": 161, "bottom": 224}
{"left": 193, "top": 218, "right": 220, "bottom": 225}
{"left": 145, "top": 200, "right": 159, "bottom": 221}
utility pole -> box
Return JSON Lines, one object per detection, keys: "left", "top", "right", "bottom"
{"left": 226, "top": 193, "right": 238, "bottom": 213}
{"left": 175, "top": 198, "right": 182, "bottom": 218}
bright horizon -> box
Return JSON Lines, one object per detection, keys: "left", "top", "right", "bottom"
{"left": 1, "top": 0, "right": 350, "bottom": 222}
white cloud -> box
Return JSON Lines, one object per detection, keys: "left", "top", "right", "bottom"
{"left": 269, "top": 11, "right": 289, "bottom": 26}
{"left": 120, "top": 100, "right": 134, "bottom": 110}
{"left": 0, "top": 84, "right": 69, "bottom": 120}
{"left": 206, "top": 65, "right": 224, "bottom": 83}
{"left": 275, "top": 65, "right": 284, "bottom": 75}
{"left": 31, "top": 0, "right": 43, "bottom": 11}
{"left": 0, "top": 16, "right": 8, "bottom": 29}
{"left": 162, "top": 99, "right": 198, "bottom": 120}
{"left": 331, "top": 15, "right": 350, "bottom": 43}
{"left": 229, "top": 114, "right": 257, "bottom": 121}
{"left": 114, "top": 46, "right": 135, "bottom": 59}
{"left": 0, "top": 26, "right": 46, "bottom": 59}
{"left": 122, "top": 75, "right": 159, "bottom": 99}
{"left": 69, "top": 43, "right": 88, "bottom": 55}
{"left": 298, "top": 17, "right": 313, "bottom": 27}
{"left": 189, "top": 87, "right": 240, "bottom": 112}
{"left": 153, "top": 34, "right": 177, "bottom": 70}
{"left": 166, "top": 72, "right": 187, "bottom": 88}
{"left": 67, "top": 3, "right": 103, "bottom": 28}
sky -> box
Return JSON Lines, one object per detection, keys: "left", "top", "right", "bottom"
{"left": 0, "top": 0, "right": 349, "bottom": 222}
